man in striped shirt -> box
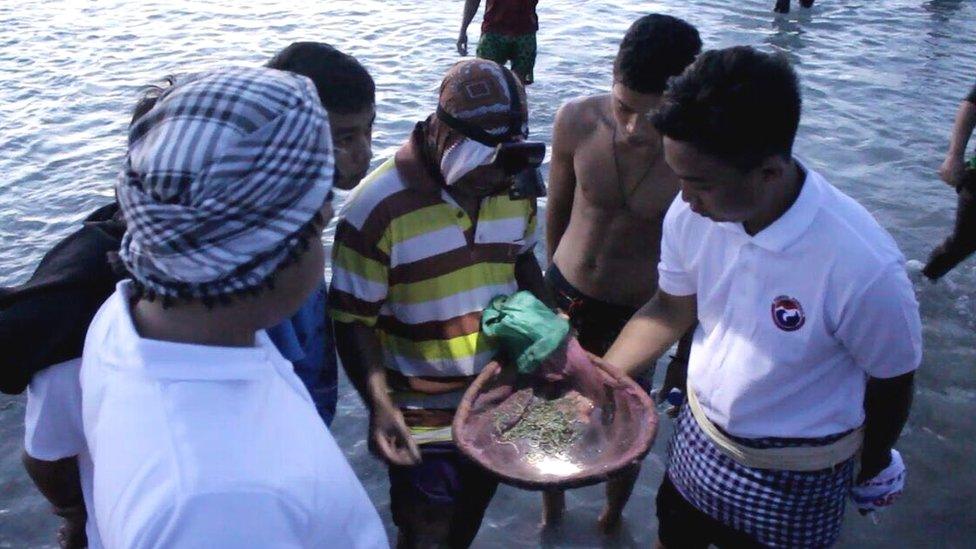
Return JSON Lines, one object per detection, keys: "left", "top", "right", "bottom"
{"left": 330, "top": 59, "right": 550, "bottom": 548}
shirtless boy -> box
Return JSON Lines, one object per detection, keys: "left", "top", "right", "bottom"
{"left": 543, "top": 14, "right": 701, "bottom": 531}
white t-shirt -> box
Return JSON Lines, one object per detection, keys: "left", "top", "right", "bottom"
{"left": 80, "top": 281, "right": 387, "bottom": 549}
{"left": 25, "top": 358, "right": 102, "bottom": 549}
{"left": 658, "top": 165, "right": 922, "bottom": 439}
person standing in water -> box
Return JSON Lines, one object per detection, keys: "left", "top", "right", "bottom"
{"left": 330, "top": 59, "right": 550, "bottom": 548}
{"left": 775, "top": 0, "right": 815, "bottom": 14}
{"left": 81, "top": 67, "right": 386, "bottom": 547}
{"left": 7, "top": 43, "right": 378, "bottom": 548}
{"left": 925, "top": 78, "right": 976, "bottom": 279}
{"left": 457, "top": 0, "right": 539, "bottom": 85}
{"left": 604, "top": 46, "right": 921, "bottom": 548}
{"left": 265, "top": 41, "right": 377, "bottom": 425}
{"left": 938, "top": 79, "right": 976, "bottom": 188}
{"left": 543, "top": 14, "right": 701, "bottom": 532}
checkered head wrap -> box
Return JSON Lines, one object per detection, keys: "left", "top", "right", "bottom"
{"left": 116, "top": 67, "right": 333, "bottom": 299}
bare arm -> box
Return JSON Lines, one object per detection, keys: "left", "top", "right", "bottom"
{"left": 22, "top": 453, "right": 87, "bottom": 548}
{"left": 333, "top": 321, "right": 386, "bottom": 410}
{"left": 603, "top": 290, "right": 697, "bottom": 378}
{"left": 545, "top": 104, "right": 579, "bottom": 265}
{"left": 333, "top": 321, "right": 421, "bottom": 465}
{"left": 939, "top": 100, "right": 976, "bottom": 187}
{"left": 457, "top": 0, "right": 482, "bottom": 55}
{"left": 858, "top": 372, "right": 914, "bottom": 482}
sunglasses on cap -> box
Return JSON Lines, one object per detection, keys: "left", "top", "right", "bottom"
{"left": 489, "top": 141, "right": 545, "bottom": 176}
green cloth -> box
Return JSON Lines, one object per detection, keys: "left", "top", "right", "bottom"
{"left": 481, "top": 291, "right": 569, "bottom": 374}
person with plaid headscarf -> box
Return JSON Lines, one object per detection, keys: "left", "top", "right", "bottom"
{"left": 330, "top": 59, "right": 551, "bottom": 548}
{"left": 7, "top": 44, "right": 378, "bottom": 549}
{"left": 79, "top": 67, "right": 386, "bottom": 548}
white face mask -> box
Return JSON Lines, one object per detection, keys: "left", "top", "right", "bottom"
{"left": 440, "top": 137, "right": 497, "bottom": 186}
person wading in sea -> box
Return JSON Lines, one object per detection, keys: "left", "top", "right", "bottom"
{"left": 938, "top": 79, "right": 976, "bottom": 189}
{"left": 925, "top": 77, "right": 976, "bottom": 279}
{"left": 774, "top": 0, "right": 815, "bottom": 14}
{"left": 330, "top": 59, "right": 551, "bottom": 548}
{"left": 542, "top": 13, "right": 701, "bottom": 532}
{"left": 80, "top": 67, "right": 386, "bottom": 547}
{"left": 604, "top": 46, "right": 921, "bottom": 548}
{"left": 457, "top": 0, "right": 539, "bottom": 85}
{"left": 3, "top": 43, "right": 377, "bottom": 548}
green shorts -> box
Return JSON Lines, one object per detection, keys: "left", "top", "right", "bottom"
{"left": 476, "top": 32, "right": 537, "bottom": 84}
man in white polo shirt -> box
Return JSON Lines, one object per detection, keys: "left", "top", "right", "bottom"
{"left": 80, "top": 67, "right": 386, "bottom": 548}
{"left": 605, "top": 46, "right": 921, "bottom": 548}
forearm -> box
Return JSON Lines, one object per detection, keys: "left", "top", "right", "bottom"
{"left": 860, "top": 372, "right": 915, "bottom": 477}
{"left": 604, "top": 292, "right": 696, "bottom": 378}
{"left": 460, "top": 0, "right": 480, "bottom": 31}
{"left": 21, "top": 452, "right": 85, "bottom": 512}
{"left": 947, "top": 100, "right": 976, "bottom": 159}
{"left": 515, "top": 252, "right": 554, "bottom": 308}
{"left": 333, "top": 321, "right": 395, "bottom": 412}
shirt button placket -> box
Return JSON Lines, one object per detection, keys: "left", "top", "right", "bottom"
{"left": 740, "top": 243, "right": 760, "bottom": 319}
{"left": 729, "top": 241, "right": 751, "bottom": 321}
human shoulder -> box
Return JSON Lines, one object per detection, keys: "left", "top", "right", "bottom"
{"left": 338, "top": 157, "right": 406, "bottom": 230}
{"left": 805, "top": 171, "right": 910, "bottom": 309}
{"left": 82, "top": 284, "right": 128, "bottom": 357}
{"left": 552, "top": 95, "right": 608, "bottom": 151}
{"left": 662, "top": 194, "right": 701, "bottom": 233}
{"left": 813, "top": 172, "right": 905, "bottom": 270}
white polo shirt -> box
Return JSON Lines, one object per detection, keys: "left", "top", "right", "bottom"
{"left": 80, "top": 281, "right": 387, "bottom": 549}
{"left": 659, "top": 165, "right": 922, "bottom": 439}
{"left": 25, "top": 358, "right": 102, "bottom": 549}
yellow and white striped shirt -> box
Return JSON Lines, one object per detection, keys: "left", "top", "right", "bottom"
{"left": 329, "top": 129, "right": 537, "bottom": 392}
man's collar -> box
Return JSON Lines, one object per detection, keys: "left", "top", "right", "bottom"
{"left": 720, "top": 160, "right": 824, "bottom": 252}
{"left": 394, "top": 121, "right": 446, "bottom": 194}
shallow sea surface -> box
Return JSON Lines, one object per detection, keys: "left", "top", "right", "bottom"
{"left": 1, "top": 0, "right": 974, "bottom": 547}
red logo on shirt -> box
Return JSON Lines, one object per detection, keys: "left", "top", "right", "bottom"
{"left": 771, "top": 296, "right": 805, "bottom": 331}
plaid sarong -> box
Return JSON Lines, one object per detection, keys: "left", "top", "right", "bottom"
{"left": 667, "top": 404, "right": 855, "bottom": 548}
{"left": 117, "top": 67, "right": 333, "bottom": 299}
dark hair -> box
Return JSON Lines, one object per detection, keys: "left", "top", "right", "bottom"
{"left": 652, "top": 46, "right": 801, "bottom": 172}
{"left": 129, "top": 76, "right": 177, "bottom": 126}
{"left": 266, "top": 41, "right": 375, "bottom": 114}
{"left": 613, "top": 14, "right": 702, "bottom": 95}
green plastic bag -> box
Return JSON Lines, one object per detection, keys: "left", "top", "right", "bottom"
{"left": 481, "top": 291, "right": 569, "bottom": 374}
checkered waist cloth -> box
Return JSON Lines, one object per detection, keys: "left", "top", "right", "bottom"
{"left": 667, "top": 404, "right": 855, "bottom": 548}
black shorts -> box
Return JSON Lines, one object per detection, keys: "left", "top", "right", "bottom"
{"left": 656, "top": 474, "right": 764, "bottom": 548}
{"left": 545, "top": 264, "right": 637, "bottom": 356}
{"left": 545, "top": 265, "right": 695, "bottom": 391}
{"left": 389, "top": 442, "right": 498, "bottom": 548}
